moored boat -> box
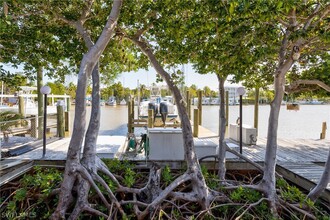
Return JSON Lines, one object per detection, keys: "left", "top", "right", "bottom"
{"left": 137, "top": 86, "right": 178, "bottom": 126}
{"left": 106, "top": 96, "right": 117, "bottom": 106}
{"left": 120, "top": 99, "right": 127, "bottom": 105}
{"left": 299, "top": 99, "right": 324, "bottom": 105}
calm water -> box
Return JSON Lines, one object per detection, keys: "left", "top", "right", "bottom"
{"left": 75, "top": 104, "right": 330, "bottom": 140}
{"left": 202, "top": 104, "right": 330, "bottom": 140}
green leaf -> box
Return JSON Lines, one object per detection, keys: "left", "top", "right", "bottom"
{"left": 277, "top": 1, "right": 283, "bottom": 10}
{"left": 14, "top": 188, "right": 27, "bottom": 202}
{"left": 229, "top": 3, "right": 235, "bottom": 14}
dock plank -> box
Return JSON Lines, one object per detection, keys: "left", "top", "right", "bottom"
{"left": 230, "top": 137, "right": 330, "bottom": 201}
{"left": 277, "top": 161, "right": 330, "bottom": 201}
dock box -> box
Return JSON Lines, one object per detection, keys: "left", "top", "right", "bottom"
{"left": 194, "top": 139, "right": 218, "bottom": 160}
{"left": 148, "top": 128, "right": 184, "bottom": 160}
{"left": 229, "top": 124, "right": 257, "bottom": 145}
{"left": 148, "top": 128, "right": 242, "bottom": 161}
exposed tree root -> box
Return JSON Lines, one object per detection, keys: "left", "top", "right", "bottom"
{"left": 234, "top": 198, "right": 269, "bottom": 220}
{"left": 2, "top": 165, "right": 328, "bottom": 219}
{"left": 279, "top": 198, "right": 317, "bottom": 220}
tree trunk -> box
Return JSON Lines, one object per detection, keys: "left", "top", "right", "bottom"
{"left": 68, "top": 64, "right": 100, "bottom": 219}
{"left": 259, "top": 4, "right": 328, "bottom": 212}
{"left": 259, "top": 28, "right": 296, "bottom": 213}
{"left": 217, "top": 75, "right": 227, "bottom": 181}
{"left": 308, "top": 144, "right": 330, "bottom": 201}
{"left": 52, "top": 1, "right": 122, "bottom": 219}
{"left": 261, "top": 65, "right": 296, "bottom": 209}
{"left": 130, "top": 37, "right": 213, "bottom": 210}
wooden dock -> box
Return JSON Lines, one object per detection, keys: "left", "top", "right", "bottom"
{"left": 1, "top": 131, "right": 329, "bottom": 202}
{"left": 240, "top": 137, "right": 330, "bottom": 202}
{"left": 243, "top": 137, "right": 329, "bottom": 163}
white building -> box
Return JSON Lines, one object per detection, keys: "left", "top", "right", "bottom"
{"left": 225, "top": 86, "right": 241, "bottom": 105}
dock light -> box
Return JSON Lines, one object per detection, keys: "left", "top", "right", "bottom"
{"left": 237, "top": 87, "right": 246, "bottom": 154}
{"left": 40, "top": 85, "right": 51, "bottom": 158}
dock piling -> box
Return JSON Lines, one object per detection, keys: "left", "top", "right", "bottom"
{"left": 198, "top": 90, "right": 202, "bottom": 126}
{"left": 148, "top": 109, "right": 154, "bottom": 128}
{"left": 30, "top": 116, "right": 37, "bottom": 138}
{"left": 193, "top": 109, "right": 199, "bottom": 137}
{"left": 128, "top": 99, "right": 133, "bottom": 133}
{"left": 320, "top": 122, "right": 327, "bottom": 139}
{"left": 64, "top": 112, "right": 70, "bottom": 137}
{"left": 18, "top": 96, "right": 25, "bottom": 116}
{"left": 57, "top": 104, "right": 65, "bottom": 138}
{"left": 186, "top": 90, "right": 191, "bottom": 120}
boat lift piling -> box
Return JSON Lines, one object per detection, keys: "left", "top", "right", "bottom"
{"left": 198, "top": 90, "right": 202, "bottom": 126}
{"left": 148, "top": 109, "right": 154, "bottom": 128}
{"left": 320, "top": 122, "right": 327, "bottom": 139}
{"left": 127, "top": 90, "right": 206, "bottom": 135}
{"left": 18, "top": 96, "right": 25, "bottom": 116}
{"left": 193, "top": 109, "right": 199, "bottom": 137}
{"left": 186, "top": 90, "right": 191, "bottom": 120}
{"left": 128, "top": 99, "right": 133, "bottom": 133}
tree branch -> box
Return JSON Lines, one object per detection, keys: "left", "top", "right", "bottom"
{"left": 277, "top": 28, "right": 291, "bottom": 70}
{"left": 120, "top": 200, "right": 148, "bottom": 208}
{"left": 93, "top": 173, "right": 125, "bottom": 215}
{"left": 310, "top": 4, "right": 330, "bottom": 29}
{"left": 97, "top": 157, "right": 121, "bottom": 186}
{"left": 303, "top": 3, "right": 321, "bottom": 31}
{"left": 53, "top": 13, "right": 75, "bottom": 26}
{"left": 77, "top": 166, "right": 112, "bottom": 209}
{"left": 285, "top": 79, "right": 330, "bottom": 93}
{"left": 169, "top": 191, "right": 199, "bottom": 202}
{"left": 279, "top": 199, "right": 317, "bottom": 220}
{"left": 235, "top": 198, "right": 270, "bottom": 220}
{"left": 80, "top": 0, "right": 95, "bottom": 22}
{"left": 83, "top": 205, "right": 109, "bottom": 219}
{"left": 278, "top": 18, "right": 290, "bottom": 28}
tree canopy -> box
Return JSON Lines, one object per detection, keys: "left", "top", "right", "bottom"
{"left": 1, "top": 1, "right": 329, "bottom": 219}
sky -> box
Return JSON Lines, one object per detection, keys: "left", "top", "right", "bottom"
{"left": 115, "top": 64, "right": 221, "bottom": 91}
{"left": 4, "top": 63, "right": 239, "bottom": 91}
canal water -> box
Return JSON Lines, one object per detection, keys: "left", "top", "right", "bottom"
{"left": 76, "top": 104, "right": 330, "bottom": 140}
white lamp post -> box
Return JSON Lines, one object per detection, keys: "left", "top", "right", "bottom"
{"left": 237, "top": 87, "right": 246, "bottom": 154}
{"left": 40, "top": 85, "right": 51, "bottom": 158}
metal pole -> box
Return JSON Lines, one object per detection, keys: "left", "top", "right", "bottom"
{"left": 1, "top": 81, "right": 3, "bottom": 106}
{"left": 239, "top": 95, "right": 243, "bottom": 154}
{"left": 137, "top": 80, "right": 140, "bottom": 118}
{"left": 42, "top": 94, "right": 47, "bottom": 158}
{"left": 225, "top": 90, "right": 229, "bottom": 126}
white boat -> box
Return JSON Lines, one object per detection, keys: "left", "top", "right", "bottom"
{"left": 0, "top": 86, "right": 69, "bottom": 115}
{"left": 106, "top": 96, "right": 117, "bottom": 106}
{"left": 120, "top": 99, "right": 127, "bottom": 105}
{"left": 138, "top": 87, "right": 178, "bottom": 125}
{"left": 210, "top": 98, "right": 220, "bottom": 105}
{"left": 202, "top": 97, "right": 211, "bottom": 105}
{"left": 0, "top": 95, "right": 58, "bottom": 115}
{"left": 298, "top": 99, "right": 323, "bottom": 105}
